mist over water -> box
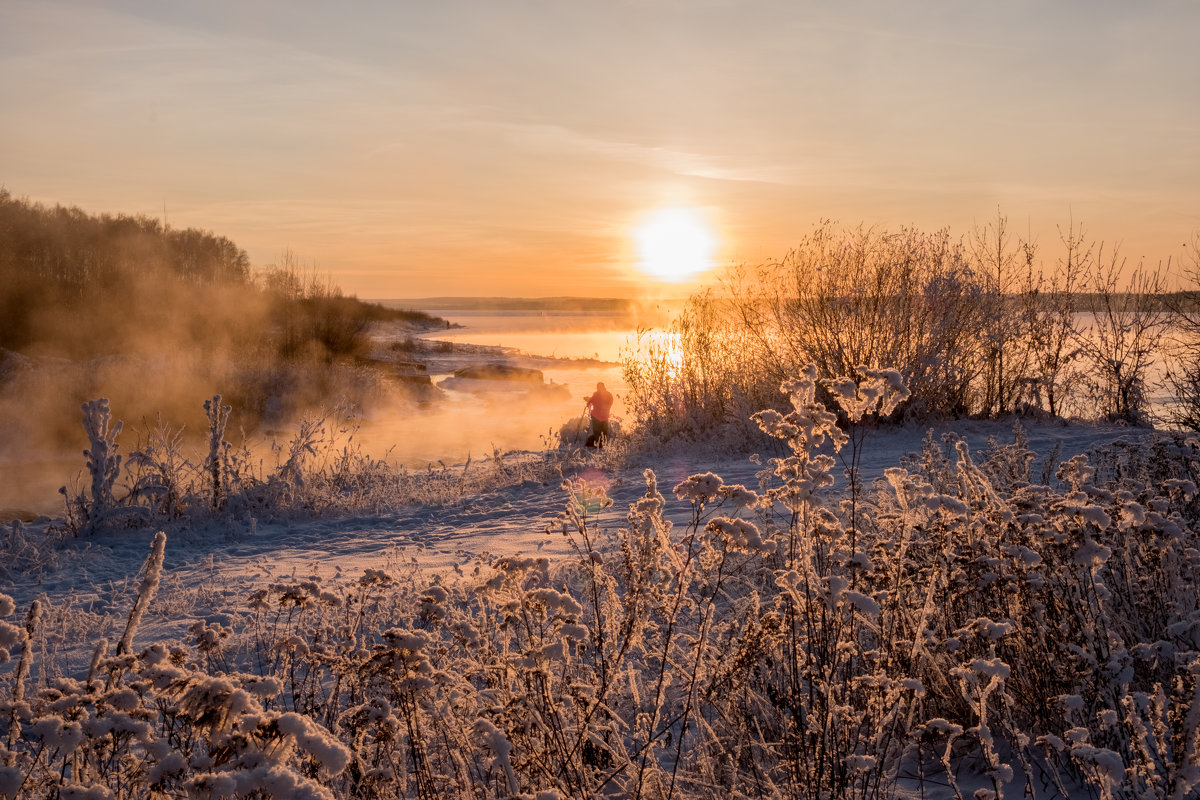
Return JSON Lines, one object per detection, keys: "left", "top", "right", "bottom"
{"left": 0, "top": 304, "right": 667, "bottom": 516}
{"left": 428, "top": 310, "right": 650, "bottom": 363}
{"left": 4, "top": 297, "right": 1187, "bottom": 520}
{"left": 351, "top": 306, "right": 665, "bottom": 469}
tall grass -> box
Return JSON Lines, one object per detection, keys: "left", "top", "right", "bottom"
{"left": 6, "top": 368, "right": 1200, "bottom": 798}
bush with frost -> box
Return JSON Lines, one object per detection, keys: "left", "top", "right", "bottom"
{"left": 1074, "top": 251, "right": 1167, "bottom": 425}
{"left": 60, "top": 394, "right": 587, "bottom": 535}
{"left": 623, "top": 224, "right": 989, "bottom": 442}
{"left": 61, "top": 399, "right": 128, "bottom": 535}
{"left": 9, "top": 366, "right": 1200, "bottom": 798}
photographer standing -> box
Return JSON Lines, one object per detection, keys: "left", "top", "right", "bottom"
{"left": 584, "top": 382, "right": 614, "bottom": 448}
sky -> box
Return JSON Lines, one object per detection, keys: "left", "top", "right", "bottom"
{"left": 2, "top": 0, "right": 1198, "bottom": 299}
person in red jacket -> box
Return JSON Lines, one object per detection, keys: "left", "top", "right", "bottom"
{"left": 584, "top": 382, "right": 614, "bottom": 448}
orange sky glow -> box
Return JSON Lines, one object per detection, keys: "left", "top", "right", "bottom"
{"left": 2, "top": 0, "right": 1198, "bottom": 299}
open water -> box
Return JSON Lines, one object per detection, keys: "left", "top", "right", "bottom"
{"left": 352, "top": 304, "right": 682, "bottom": 468}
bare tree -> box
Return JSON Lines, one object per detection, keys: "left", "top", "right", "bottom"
{"left": 1021, "top": 221, "right": 1088, "bottom": 418}
{"left": 1163, "top": 232, "right": 1200, "bottom": 429}
{"left": 969, "top": 210, "right": 1031, "bottom": 415}
{"left": 1076, "top": 246, "right": 1168, "bottom": 425}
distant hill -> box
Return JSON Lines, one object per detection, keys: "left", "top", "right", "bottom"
{"left": 383, "top": 293, "right": 1199, "bottom": 315}
{"left": 375, "top": 297, "right": 683, "bottom": 313}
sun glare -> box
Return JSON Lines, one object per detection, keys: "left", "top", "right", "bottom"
{"left": 634, "top": 208, "right": 717, "bottom": 282}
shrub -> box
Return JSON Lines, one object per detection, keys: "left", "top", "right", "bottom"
{"left": 12, "top": 368, "right": 1200, "bottom": 798}
{"left": 1075, "top": 250, "right": 1168, "bottom": 425}
{"left": 623, "top": 223, "right": 992, "bottom": 445}
{"left": 622, "top": 290, "right": 776, "bottom": 446}
{"left": 1164, "top": 233, "right": 1200, "bottom": 430}
{"left": 620, "top": 218, "right": 1192, "bottom": 442}
{"left": 60, "top": 394, "right": 589, "bottom": 534}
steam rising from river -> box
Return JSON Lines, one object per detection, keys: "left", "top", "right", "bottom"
{"left": 0, "top": 304, "right": 660, "bottom": 516}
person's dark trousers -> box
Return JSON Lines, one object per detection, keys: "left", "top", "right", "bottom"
{"left": 586, "top": 419, "right": 610, "bottom": 448}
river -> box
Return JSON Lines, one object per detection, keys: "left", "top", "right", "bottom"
{"left": 351, "top": 302, "right": 682, "bottom": 470}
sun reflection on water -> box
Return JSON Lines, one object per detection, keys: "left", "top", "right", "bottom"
{"left": 624, "top": 330, "right": 684, "bottom": 380}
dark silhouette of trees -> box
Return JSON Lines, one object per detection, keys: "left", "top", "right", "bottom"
{"left": 0, "top": 189, "right": 252, "bottom": 354}
{"left": 0, "top": 189, "right": 428, "bottom": 362}
{"left": 0, "top": 189, "right": 249, "bottom": 294}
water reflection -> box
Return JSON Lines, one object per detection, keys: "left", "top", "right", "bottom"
{"left": 352, "top": 305, "right": 678, "bottom": 470}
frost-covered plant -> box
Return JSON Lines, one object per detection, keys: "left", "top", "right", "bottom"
{"left": 67, "top": 399, "right": 124, "bottom": 535}
{"left": 1075, "top": 250, "right": 1167, "bottom": 425}
{"left": 115, "top": 531, "right": 166, "bottom": 658}
{"left": 0, "top": 521, "right": 63, "bottom": 583}
{"left": 824, "top": 366, "right": 910, "bottom": 539}
{"left": 203, "top": 394, "right": 233, "bottom": 510}
{"left": 14, "top": 369, "right": 1200, "bottom": 799}
{"left": 746, "top": 368, "right": 922, "bottom": 799}
{"left": 4, "top": 598, "right": 38, "bottom": 758}
{"left": 83, "top": 400, "right": 121, "bottom": 506}
{"left": 126, "top": 415, "right": 192, "bottom": 518}
{"left": 1, "top": 539, "right": 352, "bottom": 799}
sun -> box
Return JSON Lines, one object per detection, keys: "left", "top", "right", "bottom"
{"left": 633, "top": 208, "right": 717, "bottom": 282}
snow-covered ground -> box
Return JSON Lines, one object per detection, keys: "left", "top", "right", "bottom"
{"left": 3, "top": 307, "right": 1155, "bottom": 620}
{"left": 5, "top": 411, "right": 1148, "bottom": 638}
{"left": 2, "top": 316, "right": 1183, "bottom": 800}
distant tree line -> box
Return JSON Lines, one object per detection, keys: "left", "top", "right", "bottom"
{"left": 0, "top": 189, "right": 249, "bottom": 352}
{"left": 404, "top": 296, "right": 638, "bottom": 312}
{"left": 0, "top": 188, "right": 437, "bottom": 361}
{"left": 0, "top": 189, "right": 251, "bottom": 292}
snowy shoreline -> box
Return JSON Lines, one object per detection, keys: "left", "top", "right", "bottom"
{"left": 3, "top": 412, "right": 1152, "bottom": 613}
{"left": 0, "top": 371, "right": 1187, "bottom": 799}
{"left": 1, "top": 318, "right": 1189, "bottom": 800}
{"left": 1, "top": 312, "right": 1162, "bottom": 612}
